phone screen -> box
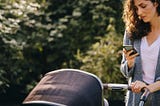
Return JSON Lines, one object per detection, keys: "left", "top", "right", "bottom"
{"left": 123, "top": 45, "right": 139, "bottom": 56}
{"left": 123, "top": 45, "right": 133, "bottom": 51}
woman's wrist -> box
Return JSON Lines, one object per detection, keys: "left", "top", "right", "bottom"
{"left": 147, "top": 85, "right": 153, "bottom": 93}
{"left": 127, "top": 61, "right": 133, "bottom": 69}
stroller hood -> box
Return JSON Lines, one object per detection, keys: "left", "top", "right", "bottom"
{"left": 23, "top": 69, "right": 104, "bottom": 106}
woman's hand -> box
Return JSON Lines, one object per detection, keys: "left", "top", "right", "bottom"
{"left": 123, "top": 49, "right": 139, "bottom": 69}
{"left": 131, "top": 80, "right": 148, "bottom": 93}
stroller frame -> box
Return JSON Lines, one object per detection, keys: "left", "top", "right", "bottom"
{"left": 22, "top": 69, "right": 149, "bottom": 106}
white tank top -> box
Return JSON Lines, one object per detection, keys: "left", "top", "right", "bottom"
{"left": 141, "top": 36, "right": 160, "bottom": 84}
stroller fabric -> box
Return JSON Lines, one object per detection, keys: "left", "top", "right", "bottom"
{"left": 23, "top": 69, "right": 104, "bottom": 106}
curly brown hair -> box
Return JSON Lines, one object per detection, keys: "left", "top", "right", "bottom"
{"left": 122, "top": 0, "right": 160, "bottom": 40}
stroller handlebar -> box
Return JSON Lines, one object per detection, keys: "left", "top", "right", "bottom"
{"left": 103, "top": 83, "right": 150, "bottom": 106}
{"left": 103, "top": 83, "right": 131, "bottom": 90}
{"left": 139, "top": 87, "right": 150, "bottom": 106}
{"left": 140, "top": 87, "right": 150, "bottom": 101}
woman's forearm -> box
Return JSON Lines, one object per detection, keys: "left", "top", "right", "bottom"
{"left": 147, "top": 81, "right": 160, "bottom": 93}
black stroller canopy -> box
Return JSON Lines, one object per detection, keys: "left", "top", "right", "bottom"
{"left": 23, "top": 69, "right": 104, "bottom": 106}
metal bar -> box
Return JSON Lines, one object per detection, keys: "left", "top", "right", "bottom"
{"left": 103, "top": 83, "right": 131, "bottom": 90}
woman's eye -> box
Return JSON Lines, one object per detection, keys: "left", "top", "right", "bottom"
{"left": 141, "top": 5, "right": 146, "bottom": 8}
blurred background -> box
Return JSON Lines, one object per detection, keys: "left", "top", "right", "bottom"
{"left": 0, "top": 0, "right": 127, "bottom": 106}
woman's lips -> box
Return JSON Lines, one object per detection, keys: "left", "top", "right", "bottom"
{"left": 141, "top": 16, "right": 146, "bottom": 19}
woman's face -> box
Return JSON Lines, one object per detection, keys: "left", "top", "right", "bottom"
{"left": 134, "top": 0, "right": 158, "bottom": 22}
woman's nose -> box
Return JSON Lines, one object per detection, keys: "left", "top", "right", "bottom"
{"left": 137, "top": 8, "right": 142, "bottom": 16}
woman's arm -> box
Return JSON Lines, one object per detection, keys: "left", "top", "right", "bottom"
{"left": 147, "top": 81, "right": 160, "bottom": 93}
{"left": 131, "top": 80, "right": 160, "bottom": 93}
{"left": 120, "top": 31, "right": 135, "bottom": 78}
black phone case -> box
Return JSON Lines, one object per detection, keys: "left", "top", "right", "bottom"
{"left": 123, "top": 45, "right": 139, "bottom": 56}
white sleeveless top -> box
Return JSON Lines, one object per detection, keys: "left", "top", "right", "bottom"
{"left": 141, "top": 36, "right": 160, "bottom": 84}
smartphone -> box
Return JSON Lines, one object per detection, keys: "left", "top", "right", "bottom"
{"left": 123, "top": 45, "right": 139, "bottom": 56}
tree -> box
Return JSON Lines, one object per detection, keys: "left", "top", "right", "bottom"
{"left": 0, "top": 0, "right": 126, "bottom": 103}
{"left": 77, "top": 17, "right": 127, "bottom": 100}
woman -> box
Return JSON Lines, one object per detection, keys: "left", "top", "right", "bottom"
{"left": 121, "top": 0, "right": 160, "bottom": 105}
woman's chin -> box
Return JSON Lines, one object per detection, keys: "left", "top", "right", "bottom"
{"left": 142, "top": 18, "right": 149, "bottom": 23}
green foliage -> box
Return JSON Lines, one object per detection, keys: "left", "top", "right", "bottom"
{"left": 0, "top": 0, "right": 126, "bottom": 101}
{"left": 78, "top": 33, "right": 123, "bottom": 82}
{"left": 76, "top": 22, "right": 127, "bottom": 100}
{"left": 0, "top": 0, "right": 47, "bottom": 94}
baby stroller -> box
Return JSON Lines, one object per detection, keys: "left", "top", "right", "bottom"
{"left": 22, "top": 69, "right": 108, "bottom": 106}
{"left": 21, "top": 69, "right": 149, "bottom": 106}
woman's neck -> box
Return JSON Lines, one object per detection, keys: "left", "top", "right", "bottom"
{"left": 146, "top": 17, "right": 160, "bottom": 46}
{"left": 150, "top": 16, "right": 160, "bottom": 32}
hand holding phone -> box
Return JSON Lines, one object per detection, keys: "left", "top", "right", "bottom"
{"left": 123, "top": 45, "right": 139, "bottom": 56}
